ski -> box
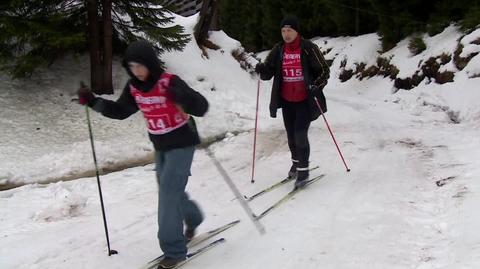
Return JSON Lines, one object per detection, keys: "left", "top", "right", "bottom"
{"left": 169, "top": 238, "right": 226, "bottom": 269}
{"left": 145, "top": 238, "right": 226, "bottom": 269}
{"left": 255, "top": 174, "right": 326, "bottom": 220}
{"left": 187, "top": 219, "right": 239, "bottom": 247}
{"left": 141, "top": 220, "right": 239, "bottom": 269}
{"left": 245, "top": 166, "right": 320, "bottom": 202}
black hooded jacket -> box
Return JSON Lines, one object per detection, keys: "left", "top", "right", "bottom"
{"left": 89, "top": 40, "right": 209, "bottom": 151}
{"left": 258, "top": 38, "right": 330, "bottom": 121}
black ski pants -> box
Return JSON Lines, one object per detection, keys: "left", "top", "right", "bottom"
{"left": 281, "top": 100, "right": 311, "bottom": 169}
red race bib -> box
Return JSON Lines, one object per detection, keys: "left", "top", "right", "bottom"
{"left": 130, "top": 73, "right": 189, "bottom": 135}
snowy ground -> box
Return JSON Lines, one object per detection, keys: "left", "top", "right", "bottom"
{"left": 1, "top": 15, "right": 480, "bottom": 269}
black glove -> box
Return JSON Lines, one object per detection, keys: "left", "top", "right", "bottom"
{"left": 77, "top": 82, "right": 95, "bottom": 105}
{"left": 255, "top": 63, "right": 267, "bottom": 75}
{"left": 308, "top": 83, "right": 326, "bottom": 97}
{"left": 308, "top": 81, "right": 327, "bottom": 97}
{"left": 309, "top": 84, "right": 328, "bottom": 113}
{"left": 269, "top": 105, "right": 277, "bottom": 118}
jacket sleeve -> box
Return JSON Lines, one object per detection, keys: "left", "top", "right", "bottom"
{"left": 90, "top": 83, "right": 139, "bottom": 119}
{"left": 169, "top": 76, "right": 209, "bottom": 117}
{"left": 308, "top": 43, "right": 330, "bottom": 89}
{"left": 259, "top": 44, "right": 279, "bottom": 80}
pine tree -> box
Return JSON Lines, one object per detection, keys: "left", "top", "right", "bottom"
{"left": 218, "top": 0, "right": 479, "bottom": 53}
{"left": 113, "top": 1, "right": 189, "bottom": 53}
{"left": 302, "top": 0, "right": 337, "bottom": 37}
{"left": 0, "top": 0, "right": 85, "bottom": 78}
{"left": 260, "top": 0, "right": 284, "bottom": 48}
{"left": 219, "top": 0, "right": 241, "bottom": 41}
{"left": 326, "top": 0, "right": 378, "bottom": 36}
{"left": 242, "top": 0, "right": 262, "bottom": 50}
{"left": 328, "top": 0, "right": 359, "bottom": 35}
{"left": 369, "top": 0, "right": 426, "bottom": 51}
{"left": 0, "top": 0, "right": 189, "bottom": 93}
{"left": 462, "top": 1, "right": 480, "bottom": 30}
{"left": 219, "top": 0, "right": 263, "bottom": 50}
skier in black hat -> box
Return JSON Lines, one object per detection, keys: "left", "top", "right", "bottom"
{"left": 255, "top": 16, "right": 330, "bottom": 188}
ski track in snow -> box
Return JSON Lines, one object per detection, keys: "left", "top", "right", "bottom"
{"left": 1, "top": 77, "right": 478, "bottom": 269}
{"left": 2, "top": 90, "right": 466, "bottom": 269}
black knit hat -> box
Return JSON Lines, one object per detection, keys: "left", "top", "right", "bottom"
{"left": 122, "top": 40, "right": 163, "bottom": 75}
{"left": 122, "top": 40, "right": 164, "bottom": 92}
{"left": 280, "top": 16, "right": 300, "bottom": 33}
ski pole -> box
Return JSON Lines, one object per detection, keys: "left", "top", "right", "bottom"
{"left": 85, "top": 105, "right": 118, "bottom": 256}
{"left": 205, "top": 147, "right": 266, "bottom": 235}
{"left": 313, "top": 96, "right": 351, "bottom": 172}
{"left": 250, "top": 80, "right": 261, "bottom": 183}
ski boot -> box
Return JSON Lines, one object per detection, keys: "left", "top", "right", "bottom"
{"left": 294, "top": 168, "right": 309, "bottom": 189}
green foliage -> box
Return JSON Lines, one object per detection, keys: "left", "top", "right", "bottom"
{"left": 242, "top": 2, "right": 263, "bottom": 50}
{"left": 461, "top": 4, "right": 480, "bottom": 30}
{"left": 302, "top": 0, "right": 337, "bottom": 37}
{"left": 426, "top": 1, "right": 454, "bottom": 36}
{"left": 0, "top": 0, "right": 189, "bottom": 78}
{"left": 0, "top": 0, "right": 86, "bottom": 77}
{"left": 219, "top": 0, "right": 243, "bottom": 42}
{"left": 259, "top": 0, "right": 284, "bottom": 48}
{"left": 219, "top": 0, "right": 480, "bottom": 52}
{"left": 220, "top": 0, "right": 379, "bottom": 50}
{"left": 4, "top": 0, "right": 478, "bottom": 77}
{"left": 369, "top": 0, "right": 426, "bottom": 51}
{"left": 408, "top": 36, "right": 427, "bottom": 55}
{"left": 327, "top": 0, "right": 361, "bottom": 35}
{"left": 113, "top": 1, "right": 190, "bottom": 52}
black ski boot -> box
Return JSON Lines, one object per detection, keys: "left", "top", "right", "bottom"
{"left": 157, "top": 256, "right": 186, "bottom": 269}
{"left": 288, "top": 161, "right": 298, "bottom": 179}
{"left": 294, "top": 168, "right": 309, "bottom": 189}
{"left": 184, "top": 202, "right": 203, "bottom": 242}
{"left": 185, "top": 227, "right": 196, "bottom": 242}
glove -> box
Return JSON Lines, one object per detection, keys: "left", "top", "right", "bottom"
{"left": 308, "top": 83, "right": 326, "bottom": 97}
{"left": 309, "top": 84, "right": 328, "bottom": 113}
{"left": 77, "top": 83, "right": 95, "bottom": 105}
{"left": 269, "top": 105, "right": 277, "bottom": 118}
{"left": 255, "top": 63, "right": 266, "bottom": 75}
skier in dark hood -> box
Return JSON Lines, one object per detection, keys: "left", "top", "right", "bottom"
{"left": 78, "top": 40, "right": 208, "bottom": 268}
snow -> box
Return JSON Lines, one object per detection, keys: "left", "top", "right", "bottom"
{"left": 460, "top": 28, "right": 480, "bottom": 57}
{"left": 317, "top": 33, "right": 382, "bottom": 69}
{"left": 312, "top": 34, "right": 383, "bottom": 89}
{"left": 385, "top": 25, "right": 463, "bottom": 78}
{"left": 463, "top": 54, "right": 480, "bottom": 77}
{"left": 1, "top": 13, "right": 480, "bottom": 269}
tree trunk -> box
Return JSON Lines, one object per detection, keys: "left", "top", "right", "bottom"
{"left": 210, "top": 0, "right": 220, "bottom": 31}
{"left": 194, "top": 0, "right": 216, "bottom": 46}
{"left": 101, "top": 0, "right": 113, "bottom": 94}
{"left": 86, "top": 0, "right": 103, "bottom": 93}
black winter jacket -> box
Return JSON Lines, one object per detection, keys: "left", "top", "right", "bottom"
{"left": 258, "top": 39, "right": 330, "bottom": 121}
{"left": 88, "top": 41, "right": 209, "bottom": 151}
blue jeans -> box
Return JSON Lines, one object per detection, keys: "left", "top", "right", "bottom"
{"left": 155, "top": 146, "right": 203, "bottom": 259}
